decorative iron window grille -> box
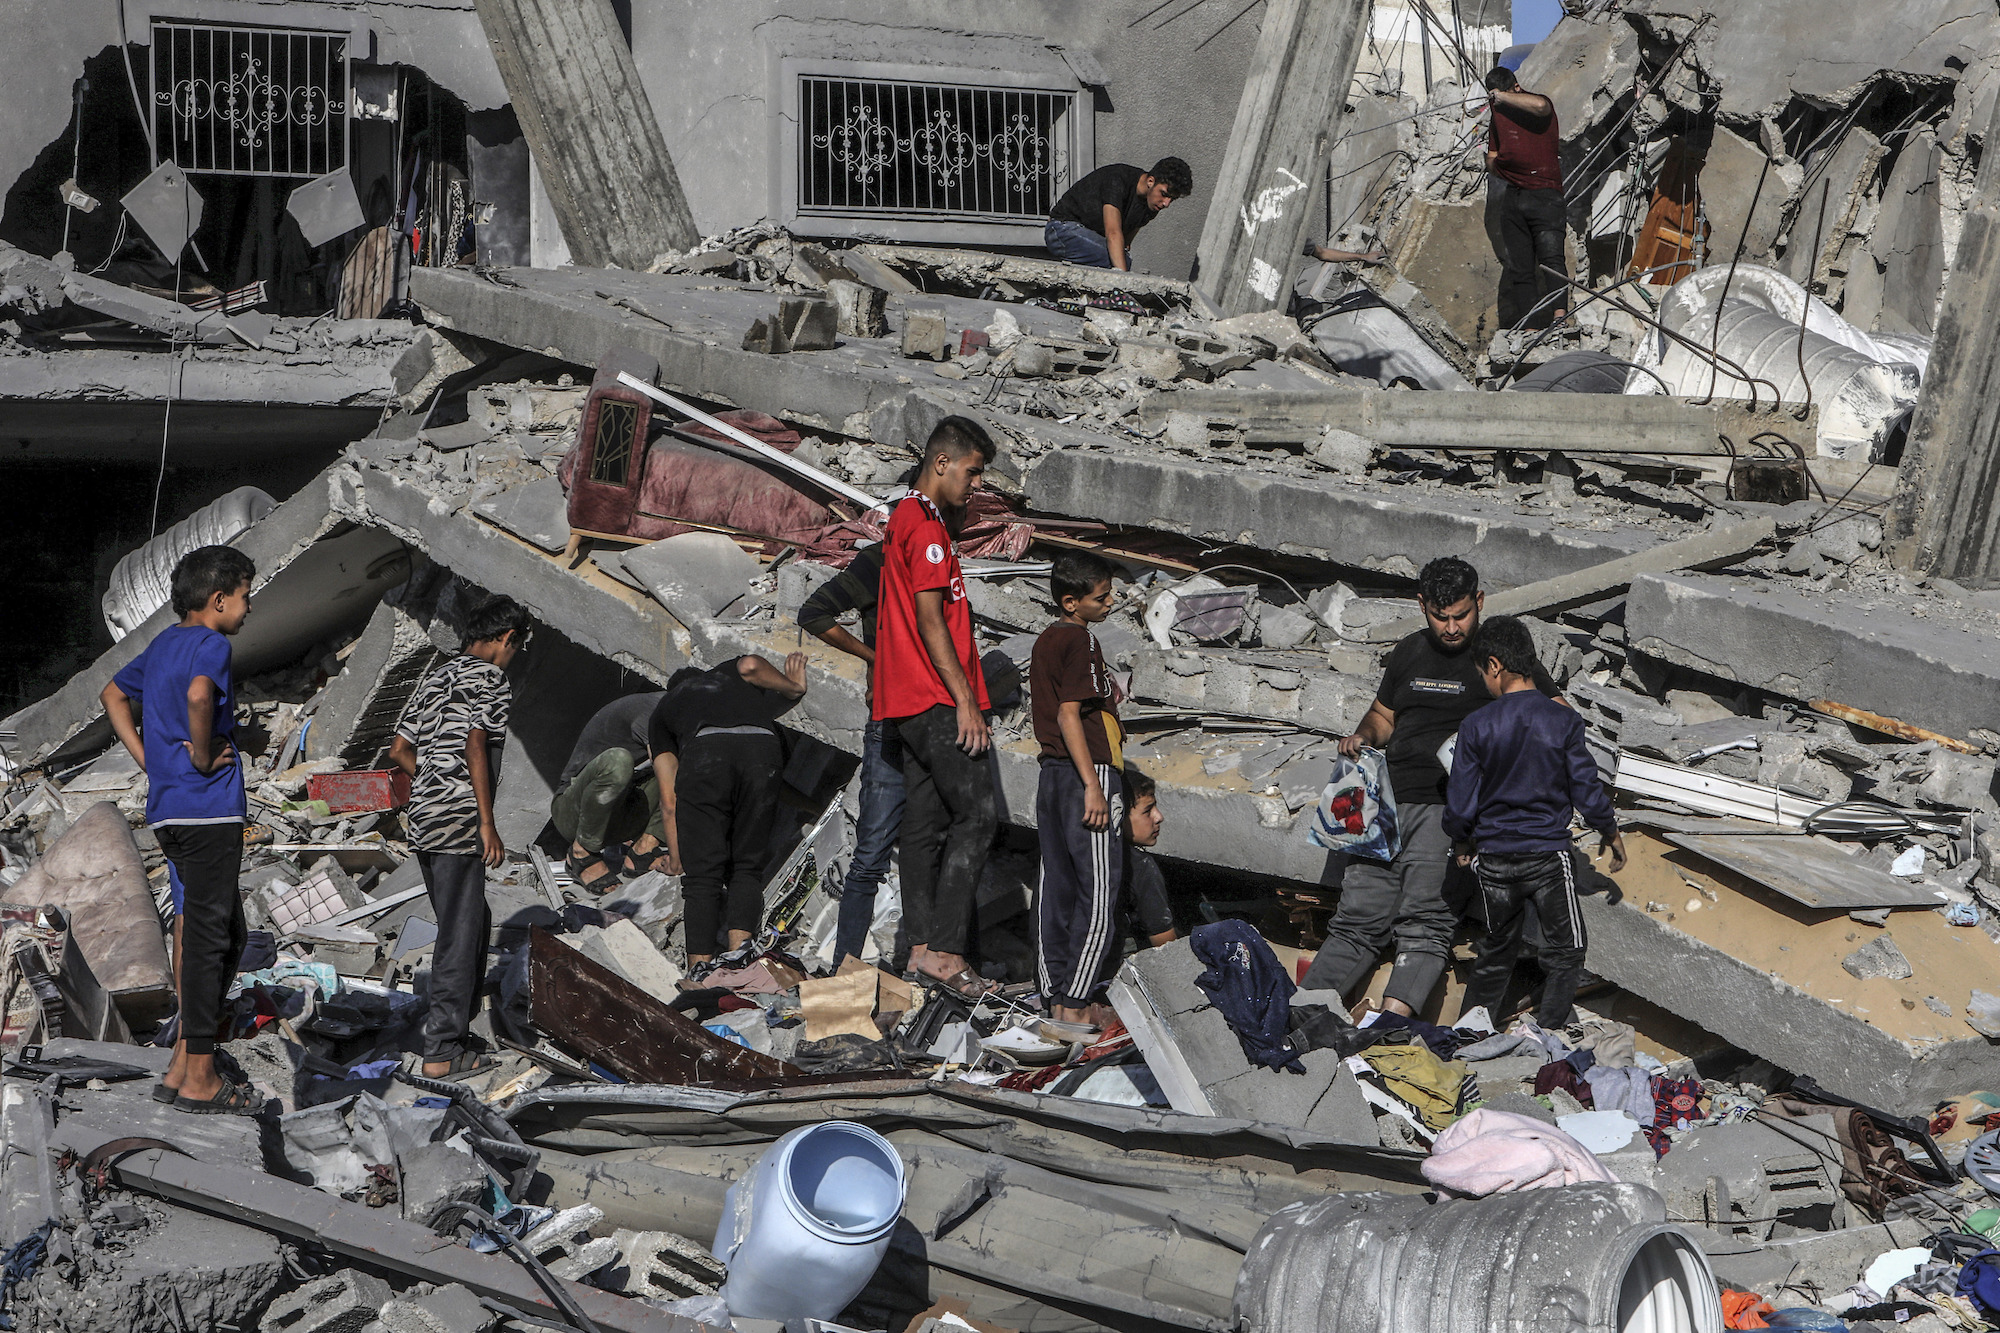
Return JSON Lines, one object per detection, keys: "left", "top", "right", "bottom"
{"left": 799, "top": 77, "right": 1074, "bottom": 220}
{"left": 587, "top": 400, "right": 640, "bottom": 486}
{"left": 150, "top": 21, "right": 350, "bottom": 177}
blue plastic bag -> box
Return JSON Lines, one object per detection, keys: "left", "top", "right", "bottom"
{"left": 1305, "top": 747, "right": 1401, "bottom": 862}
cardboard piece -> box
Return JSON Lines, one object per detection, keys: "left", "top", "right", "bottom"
{"left": 801, "top": 963, "right": 878, "bottom": 1041}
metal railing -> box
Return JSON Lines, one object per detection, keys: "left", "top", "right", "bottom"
{"left": 150, "top": 21, "right": 349, "bottom": 177}
{"left": 799, "top": 76, "right": 1074, "bottom": 220}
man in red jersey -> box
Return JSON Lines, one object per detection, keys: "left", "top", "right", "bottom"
{"left": 874, "top": 416, "right": 1000, "bottom": 998}
{"left": 1485, "top": 66, "right": 1568, "bottom": 330}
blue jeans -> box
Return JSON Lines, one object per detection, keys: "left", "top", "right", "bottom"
{"left": 1045, "top": 218, "right": 1112, "bottom": 268}
{"left": 833, "top": 719, "right": 907, "bottom": 964}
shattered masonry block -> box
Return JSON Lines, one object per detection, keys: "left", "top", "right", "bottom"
{"left": 900, "top": 308, "right": 949, "bottom": 362}
{"left": 523, "top": 1203, "right": 617, "bottom": 1278}
{"left": 826, "top": 278, "right": 887, "bottom": 338}
{"left": 1011, "top": 340, "right": 1055, "bottom": 378}
{"left": 398, "top": 1140, "right": 490, "bottom": 1225}
{"left": 379, "top": 1284, "right": 496, "bottom": 1333}
{"left": 259, "top": 1270, "right": 393, "bottom": 1333}
{"left": 781, "top": 298, "right": 839, "bottom": 352}
{"left": 1840, "top": 934, "right": 1913, "bottom": 981}
{"left": 608, "top": 1227, "right": 728, "bottom": 1299}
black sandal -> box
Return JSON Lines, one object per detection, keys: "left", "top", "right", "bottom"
{"left": 173, "top": 1080, "right": 267, "bottom": 1116}
{"left": 563, "top": 849, "right": 618, "bottom": 892}
{"left": 620, "top": 848, "right": 671, "bottom": 881}
{"left": 417, "top": 1050, "right": 496, "bottom": 1081}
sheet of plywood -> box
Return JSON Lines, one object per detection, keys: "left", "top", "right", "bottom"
{"left": 1663, "top": 832, "right": 1941, "bottom": 911}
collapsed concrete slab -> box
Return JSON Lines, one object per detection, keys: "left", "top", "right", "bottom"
{"left": 1027, "top": 444, "right": 1663, "bottom": 585}
{"left": 1577, "top": 831, "right": 2000, "bottom": 1115}
{"left": 1625, "top": 571, "right": 2000, "bottom": 743}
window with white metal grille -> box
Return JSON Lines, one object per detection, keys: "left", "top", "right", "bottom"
{"left": 798, "top": 77, "right": 1075, "bottom": 221}
{"left": 150, "top": 21, "right": 350, "bottom": 177}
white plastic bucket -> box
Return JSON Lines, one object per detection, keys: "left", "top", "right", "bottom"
{"left": 713, "top": 1121, "right": 906, "bottom": 1322}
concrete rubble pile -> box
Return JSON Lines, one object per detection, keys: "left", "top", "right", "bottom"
{"left": 7, "top": 3, "right": 2000, "bottom": 1330}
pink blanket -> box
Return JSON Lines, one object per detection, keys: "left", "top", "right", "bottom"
{"left": 1421, "top": 1108, "right": 1618, "bottom": 1196}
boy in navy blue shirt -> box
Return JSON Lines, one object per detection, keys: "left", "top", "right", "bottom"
{"left": 102, "top": 544, "right": 261, "bottom": 1115}
{"left": 1444, "top": 615, "right": 1625, "bottom": 1029}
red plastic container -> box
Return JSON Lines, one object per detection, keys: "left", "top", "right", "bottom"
{"left": 306, "top": 769, "right": 412, "bottom": 814}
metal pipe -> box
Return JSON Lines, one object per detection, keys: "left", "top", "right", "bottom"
{"left": 1694, "top": 148, "right": 1773, "bottom": 406}
{"left": 1795, "top": 177, "right": 1833, "bottom": 421}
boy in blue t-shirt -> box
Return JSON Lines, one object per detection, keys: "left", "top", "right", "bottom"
{"left": 102, "top": 544, "right": 262, "bottom": 1115}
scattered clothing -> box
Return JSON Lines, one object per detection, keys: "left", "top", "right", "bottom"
{"left": 1958, "top": 1252, "right": 2000, "bottom": 1323}
{"left": 1566, "top": 1016, "right": 1639, "bottom": 1069}
{"left": 1455, "top": 1030, "right": 1545, "bottom": 1062}
{"left": 1583, "top": 1064, "right": 1656, "bottom": 1127}
{"left": 1654, "top": 1075, "right": 1704, "bottom": 1133}
{"left": 1422, "top": 1107, "right": 1617, "bottom": 1195}
{"left": 399, "top": 654, "right": 511, "bottom": 856}
{"left": 1366, "top": 1009, "right": 1471, "bottom": 1060}
{"left": 1189, "top": 921, "right": 1304, "bottom": 1073}
{"left": 1533, "top": 1060, "right": 1594, "bottom": 1108}
{"left": 1357, "top": 1044, "right": 1479, "bottom": 1131}
{"left": 1721, "top": 1291, "right": 1774, "bottom": 1330}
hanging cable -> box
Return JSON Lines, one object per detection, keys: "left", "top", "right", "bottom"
{"left": 60, "top": 78, "right": 87, "bottom": 257}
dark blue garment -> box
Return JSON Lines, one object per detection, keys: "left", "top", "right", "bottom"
{"left": 1443, "top": 688, "right": 1617, "bottom": 853}
{"left": 1189, "top": 921, "right": 1305, "bottom": 1074}
{"left": 1958, "top": 1251, "right": 2000, "bottom": 1321}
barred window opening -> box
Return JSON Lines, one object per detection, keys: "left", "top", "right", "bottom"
{"left": 151, "top": 21, "right": 350, "bottom": 177}
{"left": 800, "top": 76, "right": 1074, "bottom": 221}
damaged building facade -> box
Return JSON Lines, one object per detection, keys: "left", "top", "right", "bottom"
{"left": 3, "top": 2, "right": 2000, "bottom": 1333}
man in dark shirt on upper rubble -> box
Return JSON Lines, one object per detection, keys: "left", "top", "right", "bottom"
{"left": 1485, "top": 66, "right": 1567, "bottom": 330}
{"left": 1045, "top": 158, "right": 1194, "bottom": 271}
{"left": 1300, "top": 556, "right": 1560, "bottom": 1017}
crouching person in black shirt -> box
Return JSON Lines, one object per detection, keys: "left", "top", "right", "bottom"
{"left": 649, "top": 654, "right": 808, "bottom": 965}
{"left": 1045, "top": 158, "right": 1194, "bottom": 271}
{"left": 1300, "top": 557, "right": 1559, "bottom": 1017}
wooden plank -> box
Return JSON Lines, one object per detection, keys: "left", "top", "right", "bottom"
{"left": 471, "top": 0, "right": 698, "bottom": 269}
{"left": 1194, "top": 0, "right": 1372, "bottom": 317}
{"left": 1807, "top": 698, "right": 1982, "bottom": 755}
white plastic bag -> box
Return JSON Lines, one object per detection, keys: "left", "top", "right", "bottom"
{"left": 1305, "top": 746, "right": 1401, "bottom": 862}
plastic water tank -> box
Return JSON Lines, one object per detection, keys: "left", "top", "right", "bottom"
{"left": 713, "top": 1121, "right": 906, "bottom": 1322}
{"left": 102, "top": 487, "right": 275, "bottom": 640}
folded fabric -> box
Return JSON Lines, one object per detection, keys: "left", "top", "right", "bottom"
{"left": 1565, "top": 1016, "right": 1638, "bottom": 1068}
{"left": 1359, "top": 1044, "right": 1478, "bottom": 1131}
{"left": 1455, "top": 1031, "right": 1545, "bottom": 1061}
{"left": 1584, "top": 1064, "right": 1657, "bottom": 1127}
{"left": 1722, "top": 1291, "right": 1773, "bottom": 1330}
{"left": 1191, "top": 921, "right": 1304, "bottom": 1073}
{"left": 1367, "top": 1009, "right": 1470, "bottom": 1059}
{"left": 1534, "top": 1059, "right": 1594, "bottom": 1107}
{"left": 1655, "top": 1075, "right": 1704, "bottom": 1132}
{"left": 1422, "top": 1107, "right": 1618, "bottom": 1195}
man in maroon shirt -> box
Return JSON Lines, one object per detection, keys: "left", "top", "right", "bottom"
{"left": 1485, "top": 66, "right": 1567, "bottom": 331}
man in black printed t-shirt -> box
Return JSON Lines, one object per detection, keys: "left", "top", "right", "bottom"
{"left": 1044, "top": 158, "right": 1194, "bottom": 271}
{"left": 1300, "top": 557, "right": 1559, "bottom": 1016}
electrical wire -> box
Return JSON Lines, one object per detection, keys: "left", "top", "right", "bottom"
{"left": 426, "top": 1203, "right": 604, "bottom": 1333}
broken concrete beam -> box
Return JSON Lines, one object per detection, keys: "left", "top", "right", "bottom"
{"left": 1138, "top": 388, "right": 1807, "bottom": 457}
{"left": 411, "top": 266, "right": 919, "bottom": 438}
{"left": 6, "top": 468, "right": 403, "bottom": 762}
{"left": 1625, "top": 572, "right": 2000, "bottom": 743}
{"left": 781, "top": 298, "right": 840, "bottom": 352}
{"left": 1129, "top": 650, "right": 1373, "bottom": 733}
{"left": 1196, "top": 0, "right": 1370, "bottom": 316}
{"left": 1367, "top": 517, "right": 1778, "bottom": 640}
{"left": 38, "top": 1198, "right": 286, "bottom": 1333}
{"left": 307, "top": 600, "right": 446, "bottom": 766}
{"left": 3, "top": 801, "right": 173, "bottom": 1020}
{"left": 261, "top": 1270, "right": 394, "bottom": 1333}
{"left": 471, "top": 0, "right": 697, "bottom": 268}
{"left": 856, "top": 243, "right": 1202, "bottom": 311}
{"left": 1028, "top": 445, "right": 1658, "bottom": 585}
{"left": 576, "top": 918, "right": 684, "bottom": 1004}
{"left": 901, "top": 308, "right": 950, "bottom": 362}
{"left": 471, "top": 476, "right": 573, "bottom": 555}
{"left": 0, "top": 1079, "right": 58, "bottom": 1249}
{"left": 1578, "top": 831, "right": 2000, "bottom": 1115}
{"left": 0, "top": 335, "right": 435, "bottom": 414}
{"left": 91, "top": 1142, "right": 700, "bottom": 1333}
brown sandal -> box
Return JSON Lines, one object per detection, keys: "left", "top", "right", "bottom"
{"left": 931, "top": 967, "right": 999, "bottom": 1001}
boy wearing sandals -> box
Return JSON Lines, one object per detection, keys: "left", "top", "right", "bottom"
{"left": 549, "top": 690, "right": 671, "bottom": 890}
{"left": 390, "top": 596, "right": 530, "bottom": 1079}
{"left": 102, "top": 545, "right": 261, "bottom": 1115}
